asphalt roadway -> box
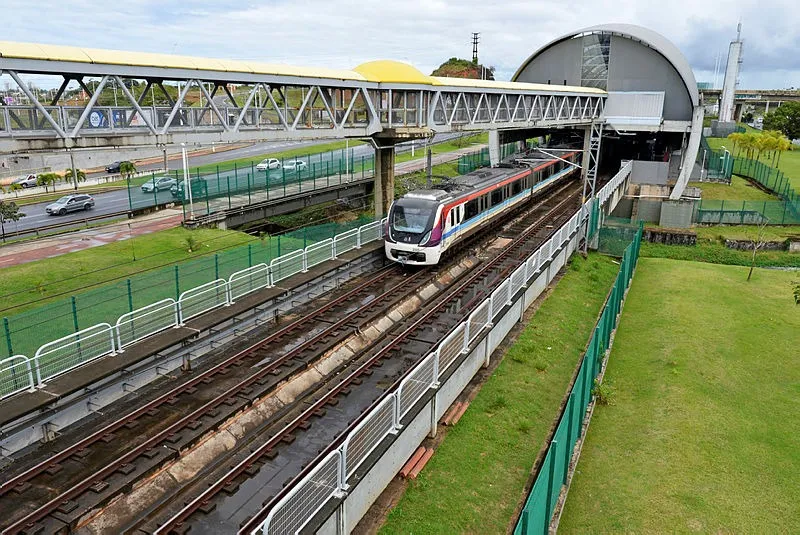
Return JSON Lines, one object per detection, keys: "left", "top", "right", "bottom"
{"left": 3, "top": 133, "right": 464, "bottom": 239}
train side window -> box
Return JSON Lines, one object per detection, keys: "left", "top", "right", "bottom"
{"left": 512, "top": 180, "right": 522, "bottom": 195}
{"left": 491, "top": 189, "right": 503, "bottom": 206}
{"left": 465, "top": 199, "right": 479, "bottom": 219}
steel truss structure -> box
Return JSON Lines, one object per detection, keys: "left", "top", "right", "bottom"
{"left": 0, "top": 55, "right": 604, "bottom": 152}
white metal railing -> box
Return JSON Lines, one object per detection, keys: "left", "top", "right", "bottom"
{"left": 0, "top": 355, "right": 35, "bottom": 399}
{"left": 490, "top": 279, "right": 512, "bottom": 320}
{"left": 255, "top": 206, "right": 590, "bottom": 534}
{"left": 5, "top": 219, "right": 387, "bottom": 399}
{"left": 33, "top": 323, "right": 115, "bottom": 385}
{"left": 178, "top": 279, "right": 230, "bottom": 323}
{"left": 333, "top": 228, "right": 359, "bottom": 257}
{"left": 305, "top": 239, "right": 334, "bottom": 270}
{"left": 397, "top": 352, "right": 437, "bottom": 418}
{"left": 229, "top": 264, "right": 271, "bottom": 302}
{"left": 437, "top": 323, "right": 467, "bottom": 377}
{"left": 342, "top": 395, "right": 398, "bottom": 479}
{"left": 466, "top": 300, "right": 491, "bottom": 345}
{"left": 359, "top": 220, "right": 382, "bottom": 246}
{"left": 116, "top": 299, "right": 178, "bottom": 349}
{"left": 597, "top": 159, "right": 632, "bottom": 204}
{"left": 270, "top": 249, "right": 305, "bottom": 284}
{"left": 261, "top": 449, "right": 342, "bottom": 535}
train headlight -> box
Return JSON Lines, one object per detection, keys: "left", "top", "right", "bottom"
{"left": 420, "top": 230, "right": 431, "bottom": 245}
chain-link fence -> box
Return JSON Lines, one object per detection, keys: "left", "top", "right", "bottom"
{"left": 2, "top": 216, "right": 373, "bottom": 359}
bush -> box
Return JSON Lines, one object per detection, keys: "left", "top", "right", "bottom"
{"left": 592, "top": 379, "right": 615, "bottom": 405}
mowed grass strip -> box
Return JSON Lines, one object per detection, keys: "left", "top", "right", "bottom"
{"left": 559, "top": 258, "right": 800, "bottom": 534}
{"left": 379, "top": 254, "right": 618, "bottom": 534}
{"left": 688, "top": 175, "right": 777, "bottom": 201}
{"left": 0, "top": 227, "right": 256, "bottom": 314}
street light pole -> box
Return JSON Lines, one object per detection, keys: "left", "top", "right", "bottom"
{"left": 181, "top": 143, "right": 194, "bottom": 220}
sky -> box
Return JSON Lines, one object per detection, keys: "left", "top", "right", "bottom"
{"left": 2, "top": 0, "right": 798, "bottom": 90}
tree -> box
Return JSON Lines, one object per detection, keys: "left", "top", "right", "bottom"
{"left": 793, "top": 281, "right": 800, "bottom": 305}
{"left": 63, "top": 167, "right": 87, "bottom": 187}
{"left": 7, "top": 182, "right": 23, "bottom": 198}
{"left": 763, "top": 101, "right": 800, "bottom": 140}
{"left": 0, "top": 199, "right": 25, "bottom": 242}
{"left": 431, "top": 58, "right": 495, "bottom": 80}
{"left": 36, "top": 172, "right": 59, "bottom": 193}
{"left": 776, "top": 135, "right": 792, "bottom": 168}
{"left": 727, "top": 132, "right": 743, "bottom": 155}
{"left": 747, "top": 218, "right": 769, "bottom": 282}
{"left": 119, "top": 161, "right": 137, "bottom": 180}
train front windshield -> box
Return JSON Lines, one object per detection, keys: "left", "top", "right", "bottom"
{"left": 389, "top": 198, "right": 438, "bottom": 243}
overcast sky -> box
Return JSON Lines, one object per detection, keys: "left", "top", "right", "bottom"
{"left": 2, "top": 0, "right": 797, "bottom": 90}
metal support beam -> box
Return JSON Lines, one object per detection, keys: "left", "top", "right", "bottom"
{"left": 8, "top": 70, "right": 68, "bottom": 138}
{"left": 69, "top": 74, "right": 109, "bottom": 137}
{"left": 114, "top": 76, "right": 157, "bottom": 134}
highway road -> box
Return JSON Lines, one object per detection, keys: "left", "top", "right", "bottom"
{"left": 4, "top": 133, "right": 466, "bottom": 238}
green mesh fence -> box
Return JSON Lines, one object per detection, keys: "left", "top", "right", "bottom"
{"left": 597, "top": 217, "right": 641, "bottom": 257}
{"left": 126, "top": 148, "right": 374, "bottom": 216}
{"left": 697, "top": 199, "right": 800, "bottom": 225}
{"left": 514, "top": 223, "right": 643, "bottom": 535}
{"left": 457, "top": 142, "right": 519, "bottom": 174}
{"left": 2, "top": 215, "right": 376, "bottom": 359}
{"left": 697, "top": 136, "right": 734, "bottom": 181}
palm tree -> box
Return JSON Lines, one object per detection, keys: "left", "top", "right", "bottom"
{"left": 36, "top": 172, "right": 59, "bottom": 193}
{"left": 119, "top": 161, "right": 137, "bottom": 180}
{"left": 775, "top": 135, "right": 791, "bottom": 169}
{"left": 64, "top": 168, "right": 86, "bottom": 189}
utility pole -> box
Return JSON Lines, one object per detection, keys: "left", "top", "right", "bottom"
{"left": 472, "top": 32, "right": 480, "bottom": 65}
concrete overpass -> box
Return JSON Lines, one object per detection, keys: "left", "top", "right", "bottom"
{"left": 699, "top": 88, "right": 800, "bottom": 120}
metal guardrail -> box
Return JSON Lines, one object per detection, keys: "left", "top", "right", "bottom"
{"left": 253, "top": 206, "right": 588, "bottom": 534}
{"left": 0, "top": 355, "right": 36, "bottom": 400}
{"left": 5, "top": 218, "right": 386, "bottom": 398}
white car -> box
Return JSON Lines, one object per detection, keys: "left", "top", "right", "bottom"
{"left": 255, "top": 158, "right": 281, "bottom": 171}
{"left": 282, "top": 160, "right": 308, "bottom": 173}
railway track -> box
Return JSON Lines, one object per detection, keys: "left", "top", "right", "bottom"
{"left": 0, "top": 180, "right": 582, "bottom": 535}
{"left": 149, "top": 186, "right": 583, "bottom": 534}
{"left": 0, "top": 265, "right": 443, "bottom": 534}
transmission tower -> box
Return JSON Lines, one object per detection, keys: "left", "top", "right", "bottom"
{"left": 472, "top": 32, "right": 480, "bottom": 64}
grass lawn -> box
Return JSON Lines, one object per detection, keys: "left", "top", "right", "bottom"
{"left": 0, "top": 227, "right": 256, "bottom": 315}
{"left": 641, "top": 240, "right": 800, "bottom": 268}
{"left": 707, "top": 136, "right": 800, "bottom": 191}
{"left": 394, "top": 161, "right": 461, "bottom": 197}
{"left": 559, "top": 259, "right": 800, "bottom": 533}
{"left": 693, "top": 224, "right": 800, "bottom": 242}
{"left": 688, "top": 175, "right": 777, "bottom": 201}
{"left": 394, "top": 133, "right": 488, "bottom": 165}
{"left": 379, "top": 254, "right": 618, "bottom": 534}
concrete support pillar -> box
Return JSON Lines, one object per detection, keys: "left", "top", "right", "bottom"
{"left": 374, "top": 145, "right": 395, "bottom": 218}
{"left": 765, "top": 101, "right": 770, "bottom": 114}
{"left": 488, "top": 130, "right": 501, "bottom": 167}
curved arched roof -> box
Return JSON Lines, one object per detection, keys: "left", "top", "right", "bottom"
{"left": 513, "top": 23, "right": 699, "bottom": 107}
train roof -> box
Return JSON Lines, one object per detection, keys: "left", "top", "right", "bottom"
{"left": 399, "top": 165, "right": 529, "bottom": 205}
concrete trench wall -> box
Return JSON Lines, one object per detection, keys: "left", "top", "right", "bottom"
{"left": 312, "top": 226, "right": 581, "bottom": 535}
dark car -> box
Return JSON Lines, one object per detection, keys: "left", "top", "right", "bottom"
{"left": 170, "top": 178, "right": 208, "bottom": 201}
{"left": 105, "top": 161, "right": 121, "bottom": 173}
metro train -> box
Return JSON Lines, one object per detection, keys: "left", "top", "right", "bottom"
{"left": 384, "top": 151, "right": 580, "bottom": 265}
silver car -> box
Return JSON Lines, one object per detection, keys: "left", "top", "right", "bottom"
{"left": 45, "top": 194, "right": 95, "bottom": 215}
{"left": 282, "top": 160, "right": 308, "bottom": 173}
{"left": 141, "top": 175, "right": 177, "bottom": 193}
